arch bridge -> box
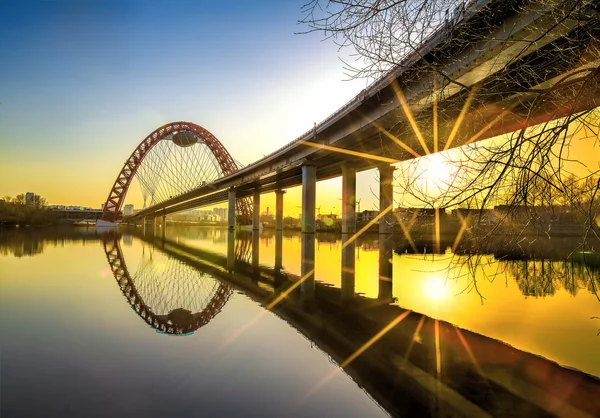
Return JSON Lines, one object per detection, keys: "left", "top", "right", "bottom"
{"left": 99, "top": 0, "right": 600, "bottom": 239}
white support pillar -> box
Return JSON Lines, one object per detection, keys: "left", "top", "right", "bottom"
{"left": 142, "top": 217, "right": 146, "bottom": 235}
{"left": 252, "top": 188, "right": 261, "bottom": 230}
{"left": 378, "top": 164, "right": 395, "bottom": 235}
{"left": 275, "top": 189, "right": 285, "bottom": 231}
{"left": 301, "top": 164, "right": 317, "bottom": 234}
{"left": 341, "top": 163, "right": 357, "bottom": 234}
{"left": 228, "top": 189, "right": 236, "bottom": 230}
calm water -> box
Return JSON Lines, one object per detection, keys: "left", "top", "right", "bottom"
{"left": 1, "top": 226, "right": 599, "bottom": 417}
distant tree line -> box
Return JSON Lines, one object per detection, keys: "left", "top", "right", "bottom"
{"left": 0, "top": 194, "right": 58, "bottom": 226}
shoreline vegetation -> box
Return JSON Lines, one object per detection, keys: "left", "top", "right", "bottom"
{"left": 0, "top": 194, "right": 58, "bottom": 227}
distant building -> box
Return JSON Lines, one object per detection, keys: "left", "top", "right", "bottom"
{"left": 123, "top": 204, "right": 134, "bottom": 216}
{"left": 357, "top": 210, "right": 379, "bottom": 223}
{"left": 25, "top": 192, "right": 40, "bottom": 208}
{"left": 317, "top": 213, "right": 339, "bottom": 221}
{"left": 213, "top": 207, "right": 227, "bottom": 221}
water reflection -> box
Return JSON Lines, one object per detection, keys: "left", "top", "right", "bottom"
{"left": 102, "top": 235, "right": 232, "bottom": 335}
{"left": 2, "top": 226, "right": 600, "bottom": 416}
{"left": 128, "top": 227, "right": 600, "bottom": 416}
{"left": 0, "top": 227, "right": 107, "bottom": 257}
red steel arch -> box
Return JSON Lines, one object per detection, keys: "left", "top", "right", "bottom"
{"left": 100, "top": 121, "right": 250, "bottom": 222}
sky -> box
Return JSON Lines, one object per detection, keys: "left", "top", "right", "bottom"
{"left": 0, "top": 0, "right": 374, "bottom": 213}
{"left": 1, "top": 0, "right": 598, "bottom": 216}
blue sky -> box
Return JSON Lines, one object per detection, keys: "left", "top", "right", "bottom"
{"left": 0, "top": 0, "right": 373, "bottom": 210}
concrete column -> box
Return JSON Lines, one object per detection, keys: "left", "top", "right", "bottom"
{"left": 142, "top": 217, "right": 146, "bottom": 235}
{"left": 252, "top": 188, "right": 261, "bottom": 230}
{"left": 275, "top": 189, "right": 285, "bottom": 231}
{"left": 161, "top": 215, "right": 166, "bottom": 239}
{"left": 378, "top": 236, "right": 394, "bottom": 302}
{"left": 153, "top": 217, "right": 157, "bottom": 235}
{"left": 341, "top": 234, "right": 356, "bottom": 304}
{"left": 341, "top": 163, "right": 357, "bottom": 234}
{"left": 301, "top": 164, "right": 317, "bottom": 233}
{"left": 252, "top": 230, "right": 260, "bottom": 270}
{"left": 378, "top": 164, "right": 395, "bottom": 235}
{"left": 300, "top": 232, "right": 315, "bottom": 302}
{"left": 227, "top": 230, "right": 235, "bottom": 272}
{"left": 228, "top": 189, "right": 236, "bottom": 230}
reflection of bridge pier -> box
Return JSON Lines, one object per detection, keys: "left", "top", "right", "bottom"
{"left": 301, "top": 164, "right": 317, "bottom": 303}
{"left": 252, "top": 189, "right": 261, "bottom": 230}
{"left": 251, "top": 230, "right": 260, "bottom": 275}
{"left": 227, "top": 230, "right": 235, "bottom": 272}
{"left": 378, "top": 236, "right": 394, "bottom": 302}
{"left": 341, "top": 234, "right": 355, "bottom": 304}
{"left": 274, "top": 230, "right": 285, "bottom": 287}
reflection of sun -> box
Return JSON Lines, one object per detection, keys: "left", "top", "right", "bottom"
{"left": 423, "top": 276, "right": 448, "bottom": 301}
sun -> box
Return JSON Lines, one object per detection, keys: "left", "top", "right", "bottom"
{"left": 423, "top": 153, "right": 453, "bottom": 187}
{"left": 423, "top": 276, "right": 448, "bottom": 301}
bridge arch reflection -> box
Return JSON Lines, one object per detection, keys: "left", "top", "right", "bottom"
{"left": 103, "top": 237, "right": 233, "bottom": 335}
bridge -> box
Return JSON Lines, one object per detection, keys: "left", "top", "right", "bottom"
{"left": 98, "top": 0, "right": 600, "bottom": 283}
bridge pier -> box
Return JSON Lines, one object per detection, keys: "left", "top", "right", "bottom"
{"left": 253, "top": 189, "right": 261, "bottom": 230}
{"left": 301, "top": 164, "right": 316, "bottom": 233}
{"left": 378, "top": 236, "right": 394, "bottom": 302}
{"left": 378, "top": 164, "right": 395, "bottom": 235}
{"left": 341, "top": 163, "right": 357, "bottom": 234}
{"left": 275, "top": 189, "right": 285, "bottom": 231}
{"left": 341, "top": 234, "right": 355, "bottom": 304}
{"left": 228, "top": 189, "right": 236, "bottom": 230}
{"left": 301, "top": 164, "right": 316, "bottom": 302}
